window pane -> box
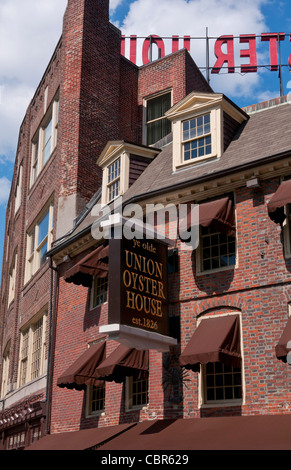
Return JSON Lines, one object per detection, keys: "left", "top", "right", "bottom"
{"left": 90, "top": 384, "right": 105, "bottom": 413}
{"left": 43, "top": 118, "right": 52, "bottom": 163}
{"left": 147, "top": 118, "right": 171, "bottom": 146}
{"left": 31, "top": 318, "right": 43, "bottom": 380}
{"left": 92, "top": 277, "right": 108, "bottom": 307}
{"left": 38, "top": 211, "right": 49, "bottom": 245}
{"left": 204, "top": 113, "right": 210, "bottom": 124}
{"left": 40, "top": 242, "right": 48, "bottom": 266}
{"left": 146, "top": 93, "right": 171, "bottom": 145}
{"left": 182, "top": 113, "right": 211, "bottom": 160}
{"left": 108, "top": 180, "right": 120, "bottom": 201}
{"left": 108, "top": 159, "right": 120, "bottom": 184}
{"left": 205, "top": 362, "right": 242, "bottom": 403}
{"left": 131, "top": 375, "right": 149, "bottom": 408}
{"left": 201, "top": 227, "right": 235, "bottom": 272}
{"left": 147, "top": 93, "right": 171, "bottom": 122}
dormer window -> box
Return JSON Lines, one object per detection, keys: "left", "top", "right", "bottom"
{"left": 107, "top": 158, "right": 121, "bottom": 202}
{"left": 182, "top": 113, "right": 211, "bottom": 161}
{"left": 165, "top": 92, "right": 248, "bottom": 172}
{"left": 98, "top": 141, "right": 160, "bottom": 206}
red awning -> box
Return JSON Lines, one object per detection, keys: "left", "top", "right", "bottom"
{"left": 57, "top": 342, "right": 106, "bottom": 390}
{"left": 97, "top": 415, "right": 291, "bottom": 450}
{"left": 182, "top": 197, "right": 235, "bottom": 237}
{"left": 93, "top": 344, "right": 149, "bottom": 383}
{"left": 275, "top": 317, "right": 291, "bottom": 362}
{"left": 267, "top": 180, "right": 291, "bottom": 224}
{"left": 179, "top": 315, "right": 241, "bottom": 372}
{"left": 64, "top": 244, "right": 109, "bottom": 287}
{"left": 25, "top": 423, "right": 135, "bottom": 450}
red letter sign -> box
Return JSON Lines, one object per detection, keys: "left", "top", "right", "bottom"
{"left": 212, "top": 35, "right": 235, "bottom": 74}
{"left": 240, "top": 34, "right": 257, "bottom": 73}
{"left": 261, "top": 33, "right": 285, "bottom": 71}
{"left": 142, "top": 35, "right": 165, "bottom": 65}
{"left": 172, "top": 35, "right": 191, "bottom": 53}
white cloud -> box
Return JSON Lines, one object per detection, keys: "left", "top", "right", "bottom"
{"left": 110, "top": 0, "right": 125, "bottom": 12}
{"left": 120, "top": 0, "right": 270, "bottom": 101}
{"left": 0, "top": 177, "right": 11, "bottom": 205}
{"left": 0, "top": 0, "right": 127, "bottom": 161}
{"left": 0, "top": 0, "right": 67, "bottom": 161}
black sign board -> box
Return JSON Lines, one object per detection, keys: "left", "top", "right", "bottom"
{"left": 108, "top": 237, "right": 168, "bottom": 337}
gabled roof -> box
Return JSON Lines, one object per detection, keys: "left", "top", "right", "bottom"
{"left": 123, "top": 101, "right": 291, "bottom": 203}
{"left": 97, "top": 140, "right": 160, "bottom": 166}
{"left": 165, "top": 91, "right": 248, "bottom": 123}
{"left": 49, "top": 97, "right": 291, "bottom": 261}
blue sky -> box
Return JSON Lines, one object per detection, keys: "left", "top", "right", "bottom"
{"left": 0, "top": 0, "right": 291, "bottom": 277}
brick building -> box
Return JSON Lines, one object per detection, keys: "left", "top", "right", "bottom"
{"left": 2, "top": 0, "right": 291, "bottom": 451}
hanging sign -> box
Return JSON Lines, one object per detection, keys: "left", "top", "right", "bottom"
{"left": 99, "top": 234, "right": 178, "bottom": 351}
{"left": 108, "top": 237, "right": 168, "bottom": 337}
{"left": 121, "top": 237, "right": 168, "bottom": 335}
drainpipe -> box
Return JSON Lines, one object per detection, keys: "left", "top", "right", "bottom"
{"left": 45, "top": 256, "right": 58, "bottom": 435}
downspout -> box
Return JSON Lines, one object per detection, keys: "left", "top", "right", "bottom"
{"left": 45, "top": 256, "right": 58, "bottom": 435}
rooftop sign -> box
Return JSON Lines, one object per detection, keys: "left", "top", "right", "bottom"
{"left": 121, "top": 33, "right": 291, "bottom": 88}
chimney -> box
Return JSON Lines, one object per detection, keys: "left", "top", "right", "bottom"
{"left": 56, "top": 0, "right": 122, "bottom": 239}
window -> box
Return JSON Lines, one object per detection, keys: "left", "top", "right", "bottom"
{"left": 127, "top": 374, "right": 149, "bottom": 410}
{"left": 107, "top": 158, "right": 121, "bottom": 202}
{"left": 199, "top": 225, "right": 236, "bottom": 272}
{"left": 42, "top": 116, "right": 53, "bottom": 164}
{"left": 31, "top": 317, "right": 44, "bottom": 380}
{"left": 25, "top": 202, "right": 54, "bottom": 282}
{"left": 87, "top": 384, "right": 105, "bottom": 415}
{"left": 7, "top": 431, "right": 26, "bottom": 450}
{"left": 91, "top": 276, "right": 108, "bottom": 308}
{"left": 145, "top": 92, "right": 171, "bottom": 145}
{"left": 1, "top": 343, "right": 10, "bottom": 398}
{"left": 8, "top": 251, "right": 17, "bottom": 306}
{"left": 18, "top": 312, "right": 47, "bottom": 387}
{"left": 182, "top": 113, "right": 211, "bottom": 161}
{"left": 30, "top": 96, "right": 59, "bottom": 185}
{"left": 98, "top": 141, "right": 158, "bottom": 206}
{"left": 203, "top": 362, "right": 242, "bottom": 403}
{"left": 19, "top": 328, "right": 29, "bottom": 387}
{"left": 15, "top": 164, "right": 23, "bottom": 213}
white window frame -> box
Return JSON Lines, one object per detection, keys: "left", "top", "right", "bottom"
{"left": 30, "top": 96, "right": 59, "bottom": 186}
{"left": 107, "top": 158, "right": 121, "bottom": 202}
{"left": 143, "top": 90, "right": 172, "bottom": 146}
{"left": 171, "top": 107, "right": 222, "bottom": 172}
{"left": 182, "top": 113, "right": 212, "bottom": 162}
{"left": 101, "top": 152, "right": 130, "bottom": 206}
{"left": 1, "top": 342, "right": 10, "bottom": 399}
{"left": 17, "top": 310, "right": 47, "bottom": 388}
{"left": 91, "top": 276, "right": 108, "bottom": 309}
{"left": 15, "top": 164, "right": 23, "bottom": 213}
{"left": 8, "top": 251, "right": 17, "bottom": 306}
{"left": 197, "top": 313, "right": 245, "bottom": 408}
{"left": 125, "top": 374, "right": 149, "bottom": 411}
{"left": 25, "top": 201, "right": 54, "bottom": 283}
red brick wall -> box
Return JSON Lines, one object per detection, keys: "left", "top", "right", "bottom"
{"left": 59, "top": 0, "right": 123, "bottom": 207}
{"left": 50, "top": 176, "right": 291, "bottom": 430}
{"left": 137, "top": 49, "right": 212, "bottom": 143}
{"left": 177, "top": 178, "right": 291, "bottom": 418}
